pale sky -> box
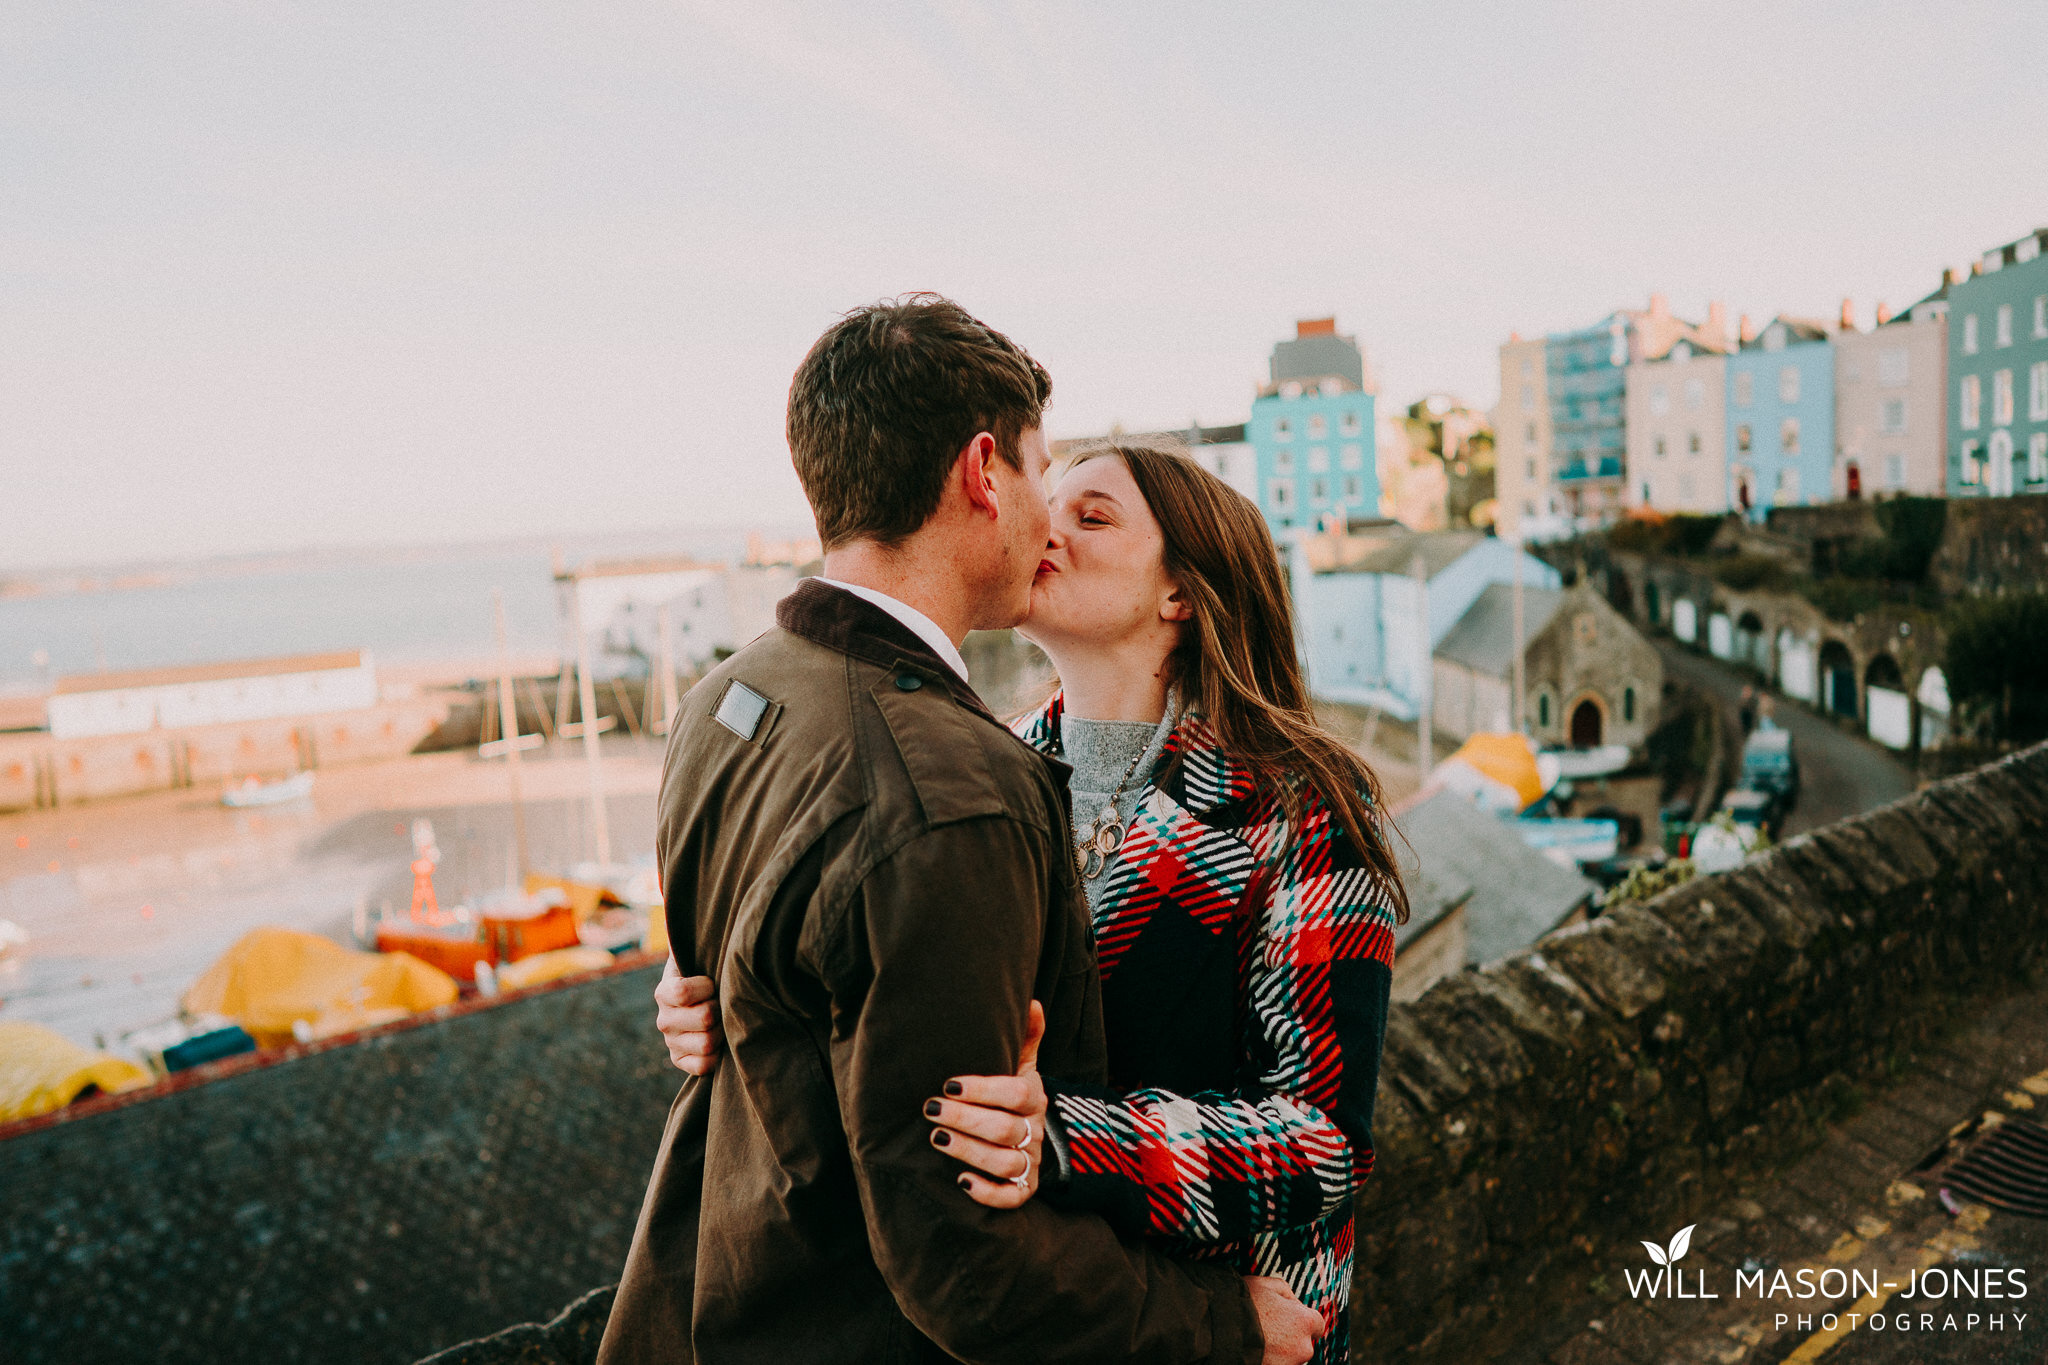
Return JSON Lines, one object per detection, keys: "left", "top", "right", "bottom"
{"left": 5, "top": 1, "right": 2043, "bottom": 571}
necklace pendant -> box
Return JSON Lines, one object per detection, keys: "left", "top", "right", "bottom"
{"left": 1080, "top": 846, "right": 1105, "bottom": 879}
{"left": 1094, "top": 821, "right": 1124, "bottom": 856}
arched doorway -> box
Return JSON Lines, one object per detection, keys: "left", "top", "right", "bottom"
{"left": 1917, "top": 667, "right": 1951, "bottom": 748}
{"left": 1569, "top": 697, "right": 1604, "bottom": 747}
{"left": 1819, "top": 640, "right": 1858, "bottom": 719}
{"left": 1988, "top": 430, "right": 2015, "bottom": 497}
{"left": 1735, "top": 611, "right": 1766, "bottom": 670}
{"left": 1845, "top": 462, "right": 1862, "bottom": 499}
{"left": 1778, "top": 627, "right": 1815, "bottom": 700}
{"left": 1645, "top": 580, "right": 1662, "bottom": 626}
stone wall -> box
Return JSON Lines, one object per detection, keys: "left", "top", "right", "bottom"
{"left": 1348, "top": 741, "right": 2048, "bottom": 1359}
{"left": 1928, "top": 494, "right": 2048, "bottom": 597}
{"left": 0, "top": 958, "right": 674, "bottom": 1365}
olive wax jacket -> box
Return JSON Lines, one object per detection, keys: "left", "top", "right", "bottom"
{"left": 596, "top": 579, "right": 1261, "bottom": 1365}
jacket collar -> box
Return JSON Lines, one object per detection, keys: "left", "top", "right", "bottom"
{"left": 777, "top": 578, "right": 996, "bottom": 723}
{"left": 1013, "top": 691, "right": 1254, "bottom": 818}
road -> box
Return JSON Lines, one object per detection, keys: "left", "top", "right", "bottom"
{"left": 1657, "top": 641, "right": 1914, "bottom": 836}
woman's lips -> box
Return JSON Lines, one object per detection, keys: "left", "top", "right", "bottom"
{"left": 1037, "top": 559, "right": 1057, "bottom": 576}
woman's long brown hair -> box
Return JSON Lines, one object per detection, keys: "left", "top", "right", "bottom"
{"left": 1065, "top": 440, "right": 1410, "bottom": 925}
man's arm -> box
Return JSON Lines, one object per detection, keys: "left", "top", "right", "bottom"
{"left": 819, "top": 816, "right": 1263, "bottom": 1365}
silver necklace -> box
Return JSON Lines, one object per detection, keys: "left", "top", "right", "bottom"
{"left": 1060, "top": 704, "right": 1176, "bottom": 880}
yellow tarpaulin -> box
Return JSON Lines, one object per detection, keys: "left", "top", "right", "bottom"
{"left": 1443, "top": 732, "right": 1549, "bottom": 810}
{"left": 495, "top": 945, "right": 616, "bottom": 992}
{"left": 183, "top": 927, "right": 458, "bottom": 1049}
{"left": 522, "top": 874, "right": 618, "bottom": 923}
{"left": 0, "top": 1022, "right": 151, "bottom": 1123}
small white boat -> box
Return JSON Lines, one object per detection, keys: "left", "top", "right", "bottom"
{"left": 0, "top": 919, "right": 27, "bottom": 959}
{"left": 221, "top": 772, "right": 316, "bottom": 808}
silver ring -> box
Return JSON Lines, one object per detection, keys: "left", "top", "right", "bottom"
{"left": 1014, "top": 1121, "right": 1032, "bottom": 1150}
{"left": 1011, "top": 1148, "right": 1032, "bottom": 1189}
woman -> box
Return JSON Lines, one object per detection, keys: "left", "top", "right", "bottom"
{"left": 659, "top": 443, "right": 1407, "bottom": 1363}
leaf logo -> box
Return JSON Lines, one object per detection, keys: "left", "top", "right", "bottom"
{"left": 1640, "top": 1223, "right": 1695, "bottom": 1267}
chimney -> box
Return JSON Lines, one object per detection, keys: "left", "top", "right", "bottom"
{"left": 1649, "top": 292, "right": 1669, "bottom": 319}
{"left": 1738, "top": 313, "right": 1757, "bottom": 345}
{"left": 1296, "top": 317, "right": 1336, "bottom": 337}
{"left": 1943, "top": 267, "right": 1957, "bottom": 288}
{"left": 1706, "top": 300, "right": 1728, "bottom": 345}
{"left": 1971, "top": 261, "right": 1983, "bottom": 277}
{"left": 1840, "top": 298, "right": 1856, "bottom": 333}
{"left": 1875, "top": 301, "right": 1892, "bottom": 326}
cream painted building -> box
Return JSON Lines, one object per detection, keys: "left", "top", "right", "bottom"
{"left": 1492, "top": 335, "right": 1555, "bottom": 542}
{"left": 1625, "top": 341, "right": 1731, "bottom": 512}
{"left": 1832, "top": 304, "right": 1948, "bottom": 497}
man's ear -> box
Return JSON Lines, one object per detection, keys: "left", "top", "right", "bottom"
{"left": 959, "top": 433, "right": 1002, "bottom": 520}
{"left": 1160, "top": 581, "right": 1195, "bottom": 624}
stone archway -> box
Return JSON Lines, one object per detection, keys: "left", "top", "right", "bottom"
{"left": 1735, "top": 610, "right": 1767, "bottom": 672}
{"left": 1569, "top": 695, "right": 1605, "bottom": 748}
{"left": 1819, "top": 639, "right": 1858, "bottom": 719}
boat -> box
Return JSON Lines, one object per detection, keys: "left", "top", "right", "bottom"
{"left": 221, "top": 771, "right": 315, "bottom": 808}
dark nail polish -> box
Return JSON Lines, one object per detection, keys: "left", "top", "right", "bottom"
{"left": 944, "top": 1081, "right": 963, "bottom": 1096}
{"left": 958, "top": 1175, "right": 972, "bottom": 1191}
{"left": 924, "top": 1099, "right": 941, "bottom": 1117}
{"left": 933, "top": 1130, "right": 950, "bottom": 1147}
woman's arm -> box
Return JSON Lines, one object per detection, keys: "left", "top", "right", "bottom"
{"left": 936, "top": 796, "right": 1397, "bottom": 1242}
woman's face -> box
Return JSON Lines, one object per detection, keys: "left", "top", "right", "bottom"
{"left": 1021, "top": 457, "right": 1187, "bottom": 653}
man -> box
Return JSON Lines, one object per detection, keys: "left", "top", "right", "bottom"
{"left": 598, "top": 296, "right": 1322, "bottom": 1364}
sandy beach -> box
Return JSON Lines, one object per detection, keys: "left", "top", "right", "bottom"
{"left": 0, "top": 738, "right": 667, "bottom": 1052}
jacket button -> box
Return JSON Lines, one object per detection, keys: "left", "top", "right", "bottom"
{"left": 895, "top": 673, "right": 923, "bottom": 691}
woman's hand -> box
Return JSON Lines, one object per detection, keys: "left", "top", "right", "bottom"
{"left": 926, "top": 1001, "right": 1047, "bottom": 1209}
{"left": 654, "top": 957, "right": 722, "bottom": 1076}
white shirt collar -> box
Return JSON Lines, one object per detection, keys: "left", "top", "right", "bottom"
{"left": 814, "top": 577, "right": 971, "bottom": 683}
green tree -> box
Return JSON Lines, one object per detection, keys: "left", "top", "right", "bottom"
{"left": 1945, "top": 593, "right": 2048, "bottom": 742}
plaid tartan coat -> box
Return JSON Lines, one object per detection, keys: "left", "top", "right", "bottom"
{"left": 1017, "top": 696, "right": 1397, "bottom": 1364}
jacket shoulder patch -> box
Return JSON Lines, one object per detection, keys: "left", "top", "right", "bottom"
{"left": 714, "top": 679, "right": 772, "bottom": 741}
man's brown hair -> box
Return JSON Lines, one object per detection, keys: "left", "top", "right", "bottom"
{"left": 787, "top": 294, "right": 1052, "bottom": 550}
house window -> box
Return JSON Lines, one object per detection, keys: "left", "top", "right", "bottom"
{"left": 2031, "top": 362, "right": 2048, "bottom": 421}
{"left": 1522, "top": 385, "right": 1535, "bottom": 410}
{"left": 1996, "top": 304, "right": 2013, "bottom": 348}
{"left": 1779, "top": 367, "right": 1801, "bottom": 403}
{"left": 1959, "top": 441, "right": 1980, "bottom": 485}
{"left": 2035, "top": 295, "right": 2047, "bottom": 339}
{"left": 1885, "top": 453, "right": 1905, "bottom": 488}
{"left": 1309, "top": 477, "right": 1328, "bottom": 503}
{"left": 1340, "top": 411, "right": 1362, "bottom": 436}
{"left": 1307, "top": 415, "right": 1328, "bottom": 439}
{"left": 1340, "top": 443, "right": 1363, "bottom": 469}
{"left": 1525, "top": 421, "right": 1537, "bottom": 442}
{"left": 1684, "top": 378, "right": 1704, "bottom": 410}
{"left": 1733, "top": 372, "right": 1753, "bottom": 406}
{"left": 1320, "top": 379, "right": 1342, "bottom": 397}
{"left": 1623, "top": 686, "right": 1636, "bottom": 723}
{"left": 1654, "top": 435, "right": 1667, "bottom": 457}
{"left": 1274, "top": 417, "right": 1292, "bottom": 440}
{"left": 1520, "top": 357, "right": 1534, "bottom": 379}
{"left": 1342, "top": 475, "right": 1363, "bottom": 502}
{"left": 2031, "top": 434, "right": 2048, "bottom": 485}
{"left": 1269, "top": 479, "right": 1295, "bottom": 509}
{"left": 1688, "top": 431, "right": 1701, "bottom": 454}
{"left": 1964, "top": 314, "right": 1979, "bottom": 354}
{"left": 1650, "top": 386, "right": 1670, "bottom": 416}
{"left": 1993, "top": 369, "right": 2014, "bottom": 426}
{"left": 1878, "top": 347, "right": 1909, "bottom": 386}
{"left": 1780, "top": 418, "right": 1800, "bottom": 454}
{"left": 1777, "top": 467, "right": 1801, "bottom": 501}
{"left": 1961, "top": 374, "right": 1981, "bottom": 429}
{"left": 1881, "top": 398, "right": 1906, "bottom": 434}
{"left": 1308, "top": 446, "right": 1330, "bottom": 473}
{"left": 1736, "top": 423, "right": 1752, "bottom": 452}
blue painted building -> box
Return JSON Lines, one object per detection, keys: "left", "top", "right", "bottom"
{"left": 1249, "top": 318, "right": 1377, "bottom": 535}
{"left": 1545, "top": 313, "right": 1631, "bottom": 524}
{"left": 1293, "top": 530, "right": 1559, "bottom": 719}
{"left": 1946, "top": 226, "right": 2048, "bottom": 497}
{"left": 1724, "top": 317, "right": 1835, "bottom": 518}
